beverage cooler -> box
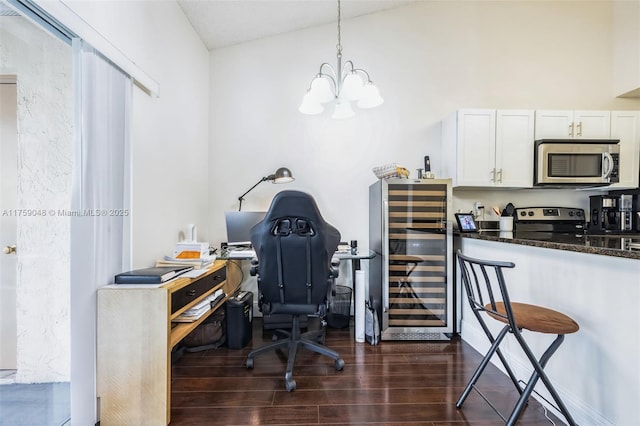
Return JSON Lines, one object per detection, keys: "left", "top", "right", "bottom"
{"left": 369, "top": 178, "right": 453, "bottom": 340}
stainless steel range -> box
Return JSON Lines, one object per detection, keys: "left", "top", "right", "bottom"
{"left": 513, "top": 207, "right": 586, "bottom": 242}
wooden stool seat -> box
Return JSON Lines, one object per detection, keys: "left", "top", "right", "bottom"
{"left": 486, "top": 302, "right": 579, "bottom": 335}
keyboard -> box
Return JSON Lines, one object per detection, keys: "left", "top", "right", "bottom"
{"left": 226, "top": 249, "right": 256, "bottom": 258}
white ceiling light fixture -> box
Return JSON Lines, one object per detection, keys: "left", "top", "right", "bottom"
{"left": 299, "top": 0, "right": 384, "bottom": 119}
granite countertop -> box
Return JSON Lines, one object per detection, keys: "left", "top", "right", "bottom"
{"left": 458, "top": 230, "right": 640, "bottom": 260}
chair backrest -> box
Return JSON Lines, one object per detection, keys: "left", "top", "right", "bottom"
{"left": 250, "top": 190, "right": 341, "bottom": 315}
{"left": 456, "top": 249, "right": 516, "bottom": 325}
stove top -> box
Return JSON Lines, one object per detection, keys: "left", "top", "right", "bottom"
{"left": 513, "top": 207, "right": 585, "bottom": 222}
{"left": 513, "top": 207, "right": 586, "bottom": 234}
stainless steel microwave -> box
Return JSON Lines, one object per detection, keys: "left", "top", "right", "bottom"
{"left": 534, "top": 139, "right": 620, "bottom": 186}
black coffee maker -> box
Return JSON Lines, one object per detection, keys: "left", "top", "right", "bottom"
{"left": 609, "top": 189, "right": 640, "bottom": 232}
{"left": 589, "top": 195, "right": 620, "bottom": 233}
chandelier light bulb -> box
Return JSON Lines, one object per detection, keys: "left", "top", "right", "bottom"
{"left": 342, "top": 72, "right": 364, "bottom": 101}
{"left": 299, "top": 91, "right": 324, "bottom": 115}
{"left": 331, "top": 99, "right": 355, "bottom": 120}
{"left": 357, "top": 82, "right": 384, "bottom": 109}
{"left": 309, "top": 76, "right": 335, "bottom": 103}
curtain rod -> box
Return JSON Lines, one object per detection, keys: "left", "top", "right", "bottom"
{"left": 11, "top": 0, "right": 160, "bottom": 97}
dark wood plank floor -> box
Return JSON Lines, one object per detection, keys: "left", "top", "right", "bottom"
{"left": 170, "top": 318, "right": 560, "bottom": 425}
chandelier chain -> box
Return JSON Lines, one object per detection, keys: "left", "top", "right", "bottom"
{"left": 336, "top": 0, "right": 342, "bottom": 56}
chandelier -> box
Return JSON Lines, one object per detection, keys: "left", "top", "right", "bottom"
{"left": 298, "top": 0, "right": 384, "bottom": 119}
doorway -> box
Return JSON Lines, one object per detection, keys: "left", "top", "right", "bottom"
{"left": 0, "top": 80, "right": 17, "bottom": 375}
{"left": 0, "top": 6, "right": 73, "bottom": 426}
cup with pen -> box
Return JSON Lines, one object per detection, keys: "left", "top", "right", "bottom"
{"left": 497, "top": 204, "right": 514, "bottom": 236}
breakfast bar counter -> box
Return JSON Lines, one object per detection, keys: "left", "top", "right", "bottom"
{"left": 459, "top": 230, "right": 640, "bottom": 260}
{"left": 456, "top": 232, "right": 639, "bottom": 425}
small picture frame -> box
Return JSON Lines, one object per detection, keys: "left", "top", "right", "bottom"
{"left": 455, "top": 213, "right": 478, "bottom": 233}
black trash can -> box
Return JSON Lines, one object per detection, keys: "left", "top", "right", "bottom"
{"left": 226, "top": 290, "right": 253, "bottom": 349}
{"left": 326, "top": 285, "right": 352, "bottom": 329}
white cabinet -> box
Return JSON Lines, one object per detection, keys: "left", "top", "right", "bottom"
{"left": 442, "top": 109, "right": 534, "bottom": 188}
{"left": 534, "top": 110, "right": 611, "bottom": 139}
{"left": 610, "top": 111, "right": 640, "bottom": 189}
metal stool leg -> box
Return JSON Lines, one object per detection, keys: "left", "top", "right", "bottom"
{"left": 508, "top": 333, "right": 578, "bottom": 426}
{"left": 457, "top": 325, "right": 510, "bottom": 408}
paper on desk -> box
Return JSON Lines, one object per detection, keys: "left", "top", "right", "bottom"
{"left": 181, "top": 268, "right": 209, "bottom": 279}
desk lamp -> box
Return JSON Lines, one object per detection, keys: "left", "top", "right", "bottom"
{"left": 238, "top": 167, "right": 294, "bottom": 211}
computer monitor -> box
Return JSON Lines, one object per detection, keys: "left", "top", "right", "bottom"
{"left": 224, "top": 211, "right": 266, "bottom": 246}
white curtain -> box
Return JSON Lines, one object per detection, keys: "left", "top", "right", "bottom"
{"left": 70, "top": 39, "right": 132, "bottom": 425}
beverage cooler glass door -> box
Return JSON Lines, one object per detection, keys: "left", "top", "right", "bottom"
{"left": 382, "top": 180, "right": 453, "bottom": 340}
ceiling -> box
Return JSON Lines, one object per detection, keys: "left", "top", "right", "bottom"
{"left": 177, "top": 0, "right": 417, "bottom": 50}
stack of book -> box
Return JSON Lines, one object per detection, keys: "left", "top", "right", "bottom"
{"left": 114, "top": 266, "right": 193, "bottom": 284}
{"left": 156, "top": 254, "right": 215, "bottom": 269}
{"left": 173, "top": 289, "right": 225, "bottom": 322}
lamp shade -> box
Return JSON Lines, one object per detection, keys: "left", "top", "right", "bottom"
{"left": 272, "top": 167, "right": 294, "bottom": 183}
{"left": 299, "top": 91, "right": 323, "bottom": 115}
{"left": 309, "top": 76, "right": 335, "bottom": 103}
{"left": 341, "top": 72, "right": 364, "bottom": 101}
{"left": 356, "top": 82, "right": 384, "bottom": 109}
{"left": 331, "top": 99, "right": 354, "bottom": 120}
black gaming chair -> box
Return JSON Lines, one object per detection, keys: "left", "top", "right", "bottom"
{"left": 245, "top": 190, "right": 345, "bottom": 391}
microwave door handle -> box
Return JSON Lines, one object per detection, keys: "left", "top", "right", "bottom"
{"left": 602, "top": 152, "right": 614, "bottom": 179}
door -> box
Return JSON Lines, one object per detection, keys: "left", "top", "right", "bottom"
{"left": 574, "top": 111, "right": 611, "bottom": 139}
{"left": 495, "top": 110, "right": 534, "bottom": 187}
{"left": 610, "top": 111, "right": 640, "bottom": 189}
{"left": 534, "top": 110, "right": 573, "bottom": 139}
{"left": 456, "top": 109, "right": 496, "bottom": 186}
{"left": 0, "top": 80, "right": 17, "bottom": 370}
{"left": 382, "top": 180, "right": 453, "bottom": 340}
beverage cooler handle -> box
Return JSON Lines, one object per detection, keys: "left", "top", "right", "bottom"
{"left": 602, "top": 152, "right": 613, "bottom": 179}
{"left": 382, "top": 199, "right": 389, "bottom": 312}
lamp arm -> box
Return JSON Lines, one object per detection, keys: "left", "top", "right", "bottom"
{"left": 303, "top": 64, "right": 339, "bottom": 97}
{"left": 318, "top": 62, "right": 337, "bottom": 79}
{"left": 351, "top": 66, "right": 373, "bottom": 83}
{"left": 238, "top": 176, "right": 269, "bottom": 211}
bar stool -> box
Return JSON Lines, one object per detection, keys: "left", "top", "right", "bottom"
{"left": 455, "top": 250, "right": 579, "bottom": 425}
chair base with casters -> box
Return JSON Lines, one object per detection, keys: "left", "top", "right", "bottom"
{"left": 245, "top": 314, "right": 344, "bottom": 392}
{"left": 456, "top": 250, "right": 579, "bottom": 426}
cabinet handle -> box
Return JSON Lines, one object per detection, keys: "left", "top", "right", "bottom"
{"left": 187, "top": 289, "right": 196, "bottom": 297}
{"left": 569, "top": 122, "right": 574, "bottom": 137}
{"left": 576, "top": 121, "right": 582, "bottom": 137}
{"left": 497, "top": 169, "right": 503, "bottom": 183}
{"left": 490, "top": 168, "right": 496, "bottom": 182}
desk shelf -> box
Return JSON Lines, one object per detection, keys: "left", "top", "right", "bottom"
{"left": 97, "top": 260, "right": 241, "bottom": 425}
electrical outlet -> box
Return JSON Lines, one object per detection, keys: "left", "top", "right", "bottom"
{"left": 474, "top": 201, "right": 485, "bottom": 218}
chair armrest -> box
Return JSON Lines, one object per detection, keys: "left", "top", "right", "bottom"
{"left": 250, "top": 258, "right": 259, "bottom": 276}
{"left": 330, "top": 257, "right": 340, "bottom": 279}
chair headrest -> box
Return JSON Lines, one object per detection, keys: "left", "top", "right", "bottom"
{"left": 262, "top": 190, "right": 324, "bottom": 224}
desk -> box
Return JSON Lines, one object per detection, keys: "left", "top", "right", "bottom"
{"left": 96, "top": 260, "right": 241, "bottom": 425}
{"left": 219, "top": 248, "right": 375, "bottom": 288}
{"left": 219, "top": 249, "right": 375, "bottom": 333}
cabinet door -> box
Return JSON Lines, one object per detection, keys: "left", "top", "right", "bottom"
{"left": 534, "top": 110, "right": 573, "bottom": 139}
{"left": 495, "top": 110, "right": 534, "bottom": 187}
{"left": 456, "top": 109, "right": 496, "bottom": 186}
{"left": 610, "top": 111, "right": 640, "bottom": 189}
{"left": 573, "top": 111, "right": 611, "bottom": 139}
{"left": 383, "top": 181, "right": 452, "bottom": 340}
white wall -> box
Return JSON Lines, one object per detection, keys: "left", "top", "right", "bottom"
{"left": 64, "top": 0, "right": 211, "bottom": 268}
{"left": 208, "top": 1, "right": 640, "bottom": 258}
{"left": 613, "top": 0, "right": 640, "bottom": 97}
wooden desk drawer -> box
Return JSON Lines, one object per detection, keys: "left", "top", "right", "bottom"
{"left": 171, "top": 268, "right": 226, "bottom": 315}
